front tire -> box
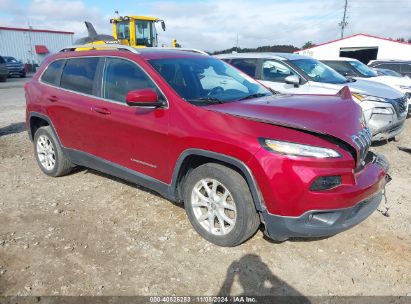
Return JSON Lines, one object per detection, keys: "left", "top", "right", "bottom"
{"left": 34, "top": 126, "right": 73, "bottom": 177}
{"left": 183, "top": 163, "right": 260, "bottom": 247}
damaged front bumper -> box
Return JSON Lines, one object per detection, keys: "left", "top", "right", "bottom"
{"left": 366, "top": 103, "right": 407, "bottom": 141}
{"left": 262, "top": 153, "right": 391, "bottom": 242}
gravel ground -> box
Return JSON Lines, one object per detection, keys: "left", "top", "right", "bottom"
{"left": 0, "top": 78, "right": 410, "bottom": 297}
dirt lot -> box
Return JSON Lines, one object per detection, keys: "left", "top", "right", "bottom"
{"left": 0, "top": 77, "right": 410, "bottom": 297}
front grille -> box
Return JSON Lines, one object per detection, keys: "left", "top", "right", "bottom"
{"left": 390, "top": 96, "right": 407, "bottom": 116}
{"left": 351, "top": 128, "right": 372, "bottom": 165}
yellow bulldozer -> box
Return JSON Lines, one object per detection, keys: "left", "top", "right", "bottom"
{"left": 75, "top": 14, "right": 179, "bottom": 48}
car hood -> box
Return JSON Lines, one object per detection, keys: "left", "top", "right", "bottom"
{"left": 346, "top": 78, "right": 404, "bottom": 99}
{"left": 357, "top": 76, "right": 411, "bottom": 91}
{"left": 206, "top": 93, "right": 364, "bottom": 145}
{"left": 309, "top": 79, "right": 404, "bottom": 99}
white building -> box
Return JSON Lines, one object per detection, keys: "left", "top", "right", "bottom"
{"left": 295, "top": 34, "right": 411, "bottom": 64}
{"left": 0, "top": 26, "right": 74, "bottom": 65}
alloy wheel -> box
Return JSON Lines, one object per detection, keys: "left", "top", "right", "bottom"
{"left": 36, "top": 135, "right": 56, "bottom": 171}
{"left": 191, "top": 178, "right": 237, "bottom": 236}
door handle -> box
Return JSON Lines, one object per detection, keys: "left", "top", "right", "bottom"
{"left": 47, "top": 95, "right": 59, "bottom": 102}
{"left": 93, "top": 107, "right": 111, "bottom": 115}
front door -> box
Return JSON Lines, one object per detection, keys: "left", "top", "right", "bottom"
{"left": 89, "top": 57, "right": 170, "bottom": 182}
{"left": 258, "top": 59, "right": 311, "bottom": 94}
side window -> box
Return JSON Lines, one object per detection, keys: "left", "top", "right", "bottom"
{"left": 324, "top": 61, "right": 354, "bottom": 76}
{"left": 199, "top": 66, "right": 248, "bottom": 93}
{"left": 400, "top": 64, "right": 411, "bottom": 74}
{"left": 377, "top": 63, "right": 401, "bottom": 73}
{"left": 60, "top": 58, "right": 99, "bottom": 95}
{"left": 41, "top": 60, "right": 64, "bottom": 85}
{"left": 102, "top": 58, "right": 157, "bottom": 103}
{"left": 262, "top": 60, "right": 297, "bottom": 82}
{"left": 230, "top": 59, "right": 257, "bottom": 77}
{"left": 117, "top": 22, "right": 130, "bottom": 40}
{"left": 0, "top": 56, "right": 5, "bottom": 64}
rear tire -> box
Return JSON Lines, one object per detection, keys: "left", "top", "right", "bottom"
{"left": 34, "top": 126, "right": 73, "bottom": 177}
{"left": 0, "top": 76, "right": 6, "bottom": 82}
{"left": 183, "top": 163, "right": 260, "bottom": 247}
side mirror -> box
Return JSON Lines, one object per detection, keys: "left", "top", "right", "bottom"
{"left": 161, "top": 21, "right": 166, "bottom": 31}
{"left": 126, "top": 89, "right": 165, "bottom": 107}
{"left": 284, "top": 75, "right": 300, "bottom": 87}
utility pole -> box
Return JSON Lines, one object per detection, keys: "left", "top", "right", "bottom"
{"left": 235, "top": 33, "right": 239, "bottom": 52}
{"left": 339, "top": 0, "right": 348, "bottom": 39}
{"left": 27, "top": 19, "right": 34, "bottom": 67}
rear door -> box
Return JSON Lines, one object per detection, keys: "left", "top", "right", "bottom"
{"left": 45, "top": 57, "right": 103, "bottom": 154}
{"left": 88, "top": 57, "right": 170, "bottom": 182}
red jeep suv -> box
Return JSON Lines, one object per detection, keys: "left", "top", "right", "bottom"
{"left": 25, "top": 46, "right": 389, "bottom": 246}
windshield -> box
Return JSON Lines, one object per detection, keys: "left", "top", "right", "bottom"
{"left": 378, "top": 68, "right": 403, "bottom": 77}
{"left": 136, "top": 20, "right": 154, "bottom": 47}
{"left": 5, "top": 57, "right": 18, "bottom": 63}
{"left": 348, "top": 60, "right": 377, "bottom": 77}
{"left": 149, "top": 57, "right": 272, "bottom": 104}
{"left": 290, "top": 59, "right": 348, "bottom": 84}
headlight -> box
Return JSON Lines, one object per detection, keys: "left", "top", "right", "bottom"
{"left": 373, "top": 107, "right": 394, "bottom": 115}
{"left": 398, "top": 85, "right": 411, "bottom": 90}
{"left": 352, "top": 93, "right": 386, "bottom": 103}
{"left": 262, "top": 139, "right": 341, "bottom": 158}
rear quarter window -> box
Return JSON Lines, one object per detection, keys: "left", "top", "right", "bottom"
{"left": 41, "top": 60, "right": 65, "bottom": 85}
{"left": 60, "top": 57, "right": 99, "bottom": 95}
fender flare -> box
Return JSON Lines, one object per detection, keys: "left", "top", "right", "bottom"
{"left": 170, "top": 149, "right": 266, "bottom": 212}
{"left": 28, "top": 112, "right": 62, "bottom": 146}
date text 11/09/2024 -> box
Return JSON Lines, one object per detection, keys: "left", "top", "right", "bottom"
{"left": 149, "top": 296, "right": 257, "bottom": 303}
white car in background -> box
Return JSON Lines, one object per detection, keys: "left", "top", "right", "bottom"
{"left": 320, "top": 58, "right": 411, "bottom": 113}
{"left": 372, "top": 67, "right": 405, "bottom": 78}
{"left": 215, "top": 52, "right": 408, "bottom": 141}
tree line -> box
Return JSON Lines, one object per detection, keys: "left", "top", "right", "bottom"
{"left": 211, "top": 37, "right": 411, "bottom": 55}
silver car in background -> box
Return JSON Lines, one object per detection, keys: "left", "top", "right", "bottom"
{"left": 216, "top": 52, "right": 407, "bottom": 141}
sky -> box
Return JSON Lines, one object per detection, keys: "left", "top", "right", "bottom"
{"left": 0, "top": 0, "right": 410, "bottom": 52}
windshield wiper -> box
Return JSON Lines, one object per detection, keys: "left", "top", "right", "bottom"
{"left": 239, "top": 93, "right": 270, "bottom": 101}
{"left": 187, "top": 97, "right": 225, "bottom": 104}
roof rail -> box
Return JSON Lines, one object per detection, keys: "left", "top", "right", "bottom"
{"left": 150, "top": 47, "right": 209, "bottom": 55}
{"left": 58, "top": 45, "right": 209, "bottom": 56}
{"left": 59, "top": 44, "right": 140, "bottom": 54}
